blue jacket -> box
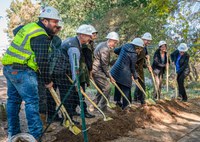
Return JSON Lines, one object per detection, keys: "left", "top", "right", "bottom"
{"left": 110, "top": 43, "right": 138, "bottom": 88}
{"left": 170, "top": 50, "right": 190, "bottom": 75}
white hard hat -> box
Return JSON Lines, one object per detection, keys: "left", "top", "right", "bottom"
{"left": 39, "top": 6, "right": 61, "bottom": 20}
{"left": 131, "top": 38, "right": 144, "bottom": 47}
{"left": 141, "top": 32, "right": 152, "bottom": 40}
{"left": 106, "top": 32, "right": 119, "bottom": 41}
{"left": 159, "top": 40, "right": 167, "bottom": 47}
{"left": 88, "top": 25, "right": 98, "bottom": 33}
{"left": 76, "top": 24, "right": 93, "bottom": 36}
{"left": 177, "top": 43, "right": 188, "bottom": 52}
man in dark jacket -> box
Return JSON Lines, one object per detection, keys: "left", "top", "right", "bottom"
{"left": 170, "top": 43, "right": 190, "bottom": 102}
{"left": 134, "top": 32, "right": 153, "bottom": 105}
{"left": 42, "top": 21, "right": 71, "bottom": 124}
{"left": 61, "top": 24, "right": 94, "bottom": 124}
{"left": 110, "top": 38, "right": 144, "bottom": 109}
{"left": 2, "top": 6, "right": 61, "bottom": 140}
{"left": 76, "top": 25, "right": 97, "bottom": 118}
{"left": 92, "top": 32, "right": 119, "bottom": 111}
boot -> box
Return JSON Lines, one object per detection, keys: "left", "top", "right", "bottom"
{"left": 70, "top": 115, "right": 80, "bottom": 125}
{"left": 40, "top": 114, "right": 47, "bottom": 127}
{"left": 40, "top": 114, "right": 56, "bottom": 132}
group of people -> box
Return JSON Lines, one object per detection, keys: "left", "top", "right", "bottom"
{"left": 2, "top": 6, "right": 190, "bottom": 141}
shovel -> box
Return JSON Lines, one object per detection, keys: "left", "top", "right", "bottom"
{"left": 132, "top": 79, "right": 147, "bottom": 97}
{"left": 166, "top": 52, "right": 169, "bottom": 92}
{"left": 49, "top": 87, "right": 81, "bottom": 135}
{"left": 67, "top": 75, "right": 113, "bottom": 122}
{"left": 132, "top": 79, "right": 156, "bottom": 104}
{"left": 113, "top": 82, "right": 137, "bottom": 108}
{"left": 90, "top": 78, "right": 116, "bottom": 108}
{"left": 174, "top": 67, "right": 178, "bottom": 99}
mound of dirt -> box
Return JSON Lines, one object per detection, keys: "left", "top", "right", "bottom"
{"left": 53, "top": 99, "right": 200, "bottom": 142}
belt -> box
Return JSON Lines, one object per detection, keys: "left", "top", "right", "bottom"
{"left": 10, "top": 63, "right": 31, "bottom": 70}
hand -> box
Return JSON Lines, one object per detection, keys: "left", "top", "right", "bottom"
{"left": 89, "top": 71, "right": 93, "bottom": 79}
{"left": 132, "top": 76, "right": 138, "bottom": 81}
{"left": 166, "top": 63, "right": 169, "bottom": 67}
{"left": 146, "top": 55, "right": 150, "bottom": 61}
{"left": 45, "top": 81, "right": 53, "bottom": 88}
{"left": 171, "top": 62, "right": 175, "bottom": 67}
{"left": 110, "top": 76, "right": 115, "bottom": 84}
{"left": 147, "top": 65, "right": 152, "bottom": 72}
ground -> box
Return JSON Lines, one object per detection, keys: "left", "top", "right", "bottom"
{"left": 0, "top": 63, "right": 200, "bottom": 142}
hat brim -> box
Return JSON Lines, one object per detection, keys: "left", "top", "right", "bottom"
{"left": 178, "top": 46, "right": 188, "bottom": 52}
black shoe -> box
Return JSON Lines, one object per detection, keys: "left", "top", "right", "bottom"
{"left": 84, "top": 112, "right": 95, "bottom": 118}
{"left": 47, "top": 116, "right": 62, "bottom": 124}
{"left": 72, "top": 111, "right": 80, "bottom": 116}
{"left": 72, "top": 119, "right": 80, "bottom": 125}
{"left": 116, "top": 101, "right": 122, "bottom": 108}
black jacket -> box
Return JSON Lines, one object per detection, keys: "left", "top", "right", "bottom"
{"left": 13, "top": 21, "right": 53, "bottom": 84}
{"left": 170, "top": 50, "right": 190, "bottom": 75}
{"left": 110, "top": 43, "right": 138, "bottom": 88}
{"left": 152, "top": 49, "right": 168, "bottom": 75}
{"left": 82, "top": 40, "right": 95, "bottom": 72}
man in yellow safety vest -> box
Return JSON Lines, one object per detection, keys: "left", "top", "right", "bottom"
{"left": 2, "top": 6, "right": 61, "bottom": 141}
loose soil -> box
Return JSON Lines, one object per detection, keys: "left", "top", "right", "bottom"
{"left": 52, "top": 99, "right": 200, "bottom": 142}
{"left": 1, "top": 63, "right": 200, "bottom": 142}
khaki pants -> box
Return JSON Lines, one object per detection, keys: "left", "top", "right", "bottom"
{"left": 93, "top": 74, "right": 111, "bottom": 110}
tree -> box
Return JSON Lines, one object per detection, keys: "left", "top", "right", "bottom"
{"left": 5, "top": 0, "right": 40, "bottom": 40}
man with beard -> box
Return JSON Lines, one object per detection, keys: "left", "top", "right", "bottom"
{"left": 2, "top": 6, "right": 61, "bottom": 141}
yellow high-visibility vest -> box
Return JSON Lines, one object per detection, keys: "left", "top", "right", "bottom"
{"left": 2, "top": 22, "right": 48, "bottom": 71}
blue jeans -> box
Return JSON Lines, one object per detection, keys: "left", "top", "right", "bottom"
{"left": 3, "top": 65, "right": 42, "bottom": 140}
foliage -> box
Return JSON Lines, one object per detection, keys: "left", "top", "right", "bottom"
{"left": 5, "top": 0, "right": 40, "bottom": 40}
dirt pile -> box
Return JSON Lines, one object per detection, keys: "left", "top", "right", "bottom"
{"left": 53, "top": 99, "right": 200, "bottom": 142}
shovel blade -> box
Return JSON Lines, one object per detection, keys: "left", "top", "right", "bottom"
{"left": 103, "top": 117, "right": 113, "bottom": 121}
{"left": 69, "top": 125, "right": 82, "bottom": 135}
{"left": 146, "top": 99, "right": 156, "bottom": 104}
{"left": 107, "top": 103, "right": 116, "bottom": 108}
{"left": 65, "top": 120, "right": 81, "bottom": 135}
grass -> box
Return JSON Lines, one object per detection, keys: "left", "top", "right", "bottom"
{"left": 86, "top": 79, "right": 200, "bottom": 101}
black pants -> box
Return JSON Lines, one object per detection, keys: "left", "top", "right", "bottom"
{"left": 46, "top": 74, "right": 70, "bottom": 120}
{"left": 134, "top": 78, "right": 145, "bottom": 104}
{"left": 38, "top": 77, "right": 47, "bottom": 115}
{"left": 80, "top": 82, "right": 88, "bottom": 113}
{"left": 65, "top": 83, "right": 89, "bottom": 117}
{"left": 114, "top": 82, "right": 131, "bottom": 109}
{"left": 177, "top": 72, "right": 188, "bottom": 101}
